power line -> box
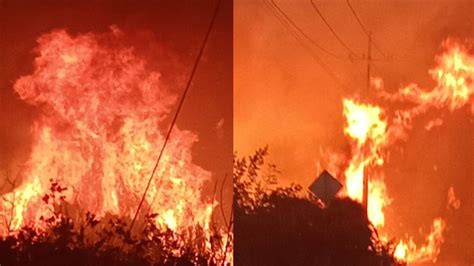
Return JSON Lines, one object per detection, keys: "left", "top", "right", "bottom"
{"left": 345, "top": 0, "right": 387, "bottom": 59}
{"left": 264, "top": 0, "right": 353, "bottom": 91}
{"left": 127, "top": 0, "right": 222, "bottom": 234}
{"left": 269, "top": 0, "right": 349, "bottom": 61}
{"left": 345, "top": 0, "right": 369, "bottom": 36}
{"left": 264, "top": 0, "right": 346, "bottom": 89}
{"left": 264, "top": 1, "right": 327, "bottom": 64}
{"left": 309, "top": 0, "right": 362, "bottom": 60}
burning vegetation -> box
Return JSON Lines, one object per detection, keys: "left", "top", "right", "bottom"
{"left": 0, "top": 27, "right": 231, "bottom": 264}
{"left": 325, "top": 39, "right": 473, "bottom": 264}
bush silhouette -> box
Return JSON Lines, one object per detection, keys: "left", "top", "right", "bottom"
{"left": 234, "top": 147, "right": 402, "bottom": 266}
{"left": 0, "top": 179, "right": 229, "bottom": 266}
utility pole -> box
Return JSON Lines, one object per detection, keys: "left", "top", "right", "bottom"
{"left": 366, "top": 32, "right": 371, "bottom": 97}
{"left": 362, "top": 32, "right": 372, "bottom": 214}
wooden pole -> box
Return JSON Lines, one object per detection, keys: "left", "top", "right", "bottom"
{"left": 363, "top": 32, "right": 372, "bottom": 213}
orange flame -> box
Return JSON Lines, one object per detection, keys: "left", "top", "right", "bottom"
{"left": 339, "top": 39, "right": 472, "bottom": 263}
{"left": 394, "top": 218, "right": 446, "bottom": 263}
{"left": 0, "top": 28, "right": 220, "bottom": 248}
{"left": 342, "top": 99, "right": 389, "bottom": 228}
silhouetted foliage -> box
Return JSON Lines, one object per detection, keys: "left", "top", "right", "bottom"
{"left": 234, "top": 148, "right": 404, "bottom": 266}
{"left": 0, "top": 179, "right": 228, "bottom": 266}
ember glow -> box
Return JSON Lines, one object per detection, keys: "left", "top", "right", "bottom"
{"left": 339, "top": 39, "right": 473, "bottom": 263}
{"left": 447, "top": 186, "right": 461, "bottom": 210}
{"left": 0, "top": 28, "right": 218, "bottom": 242}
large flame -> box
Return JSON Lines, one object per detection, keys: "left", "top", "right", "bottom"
{"left": 338, "top": 39, "right": 472, "bottom": 263}
{"left": 0, "top": 28, "right": 217, "bottom": 241}
{"left": 342, "top": 99, "right": 388, "bottom": 228}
